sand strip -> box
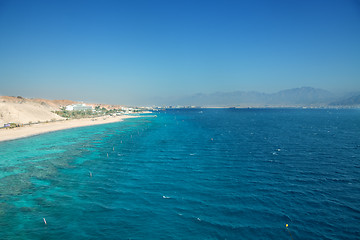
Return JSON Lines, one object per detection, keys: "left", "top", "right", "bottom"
{"left": 0, "top": 115, "right": 138, "bottom": 143}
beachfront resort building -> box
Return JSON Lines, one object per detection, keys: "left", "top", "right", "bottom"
{"left": 65, "top": 104, "right": 93, "bottom": 111}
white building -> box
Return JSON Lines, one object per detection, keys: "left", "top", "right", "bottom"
{"left": 65, "top": 104, "right": 93, "bottom": 111}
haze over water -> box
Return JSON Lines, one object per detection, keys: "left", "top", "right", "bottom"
{"left": 0, "top": 109, "right": 359, "bottom": 239}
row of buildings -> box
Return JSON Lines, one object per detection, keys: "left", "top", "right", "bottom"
{"left": 65, "top": 104, "right": 93, "bottom": 111}
{"left": 64, "top": 104, "right": 143, "bottom": 113}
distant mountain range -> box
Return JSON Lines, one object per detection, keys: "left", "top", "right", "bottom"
{"left": 329, "top": 94, "right": 360, "bottom": 106}
{"left": 162, "top": 87, "right": 360, "bottom": 107}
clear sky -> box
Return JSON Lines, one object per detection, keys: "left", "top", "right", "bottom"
{"left": 0, "top": 0, "right": 359, "bottom": 105}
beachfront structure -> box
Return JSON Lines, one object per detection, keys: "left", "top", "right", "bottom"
{"left": 65, "top": 104, "right": 93, "bottom": 111}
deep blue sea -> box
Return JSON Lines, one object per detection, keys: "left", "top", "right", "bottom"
{"left": 0, "top": 109, "right": 359, "bottom": 239}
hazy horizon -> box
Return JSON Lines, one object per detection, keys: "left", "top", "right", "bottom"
{"left": 1, "top": 0, "right": 359, "bottom": 105}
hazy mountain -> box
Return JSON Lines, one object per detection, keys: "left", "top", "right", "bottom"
{"left": 329, "top": 94, "right": 360, "bottom": 106}
{"left": 167, "top": 87, "right": 337, "bottom": 107}
{"left": 267, "top": 87, "right": 335, "bottom": 105}
{"left": 173, "top": 91, "right": 268, "bottom": 106}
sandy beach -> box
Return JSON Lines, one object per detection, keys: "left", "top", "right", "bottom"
{"left": 0, "top": 115, "right": 138, "bottom": 143}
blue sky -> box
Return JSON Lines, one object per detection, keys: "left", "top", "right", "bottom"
{"left": 0, "top": 0, "right": 359, "bottom": 105}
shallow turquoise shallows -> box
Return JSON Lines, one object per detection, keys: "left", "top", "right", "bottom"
{"left": 0, "top": 109, "right": 359, "bottom": 239}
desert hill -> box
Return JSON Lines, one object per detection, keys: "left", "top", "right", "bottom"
{"left": 0, "top": 96, "right": 75, "bottom": 126}
{"left": 0, "top": 96, "right": 129, "bottom": 126}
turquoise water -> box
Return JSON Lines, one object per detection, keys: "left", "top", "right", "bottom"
{"left": 0, "top": 109, "right": 359, "bottom": 239}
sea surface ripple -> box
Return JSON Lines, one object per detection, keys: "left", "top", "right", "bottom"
{"left": 0, "top": 109, "right": 359, "bottom": 239}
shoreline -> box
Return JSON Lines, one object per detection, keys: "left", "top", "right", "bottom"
{"left": 0, "top": 115, "right": 139, "bottom": 143}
